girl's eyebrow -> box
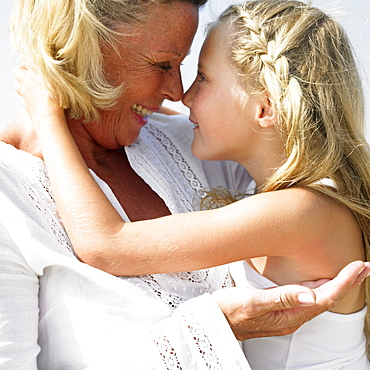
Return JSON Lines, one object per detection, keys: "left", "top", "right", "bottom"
{"left": 198, "top": 62, "right": 210, "bottom": 74}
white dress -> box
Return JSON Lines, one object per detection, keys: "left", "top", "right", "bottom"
{"left": 230, "top": 260, "right": 369, "bottom": 369}
{"left": 0, "top": 113, "right": 252, "bottom": 369}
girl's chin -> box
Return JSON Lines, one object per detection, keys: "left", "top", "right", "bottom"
{"left": 191, "top": 144, "right": 218, "bottom": 162}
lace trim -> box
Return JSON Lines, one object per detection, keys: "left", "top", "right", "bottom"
{"left": 222, "top": 271, "right": 233, "bottom": 288}
{"left": 128, "top": 123, "right": 204, "bottom": 213}
{"left": 20, "top": 161, "right": 75, "bottom": 255}
{"left": 150, "top": 312, "right": 223, "bottom": 369}
{"left": 140, "top": 275, "right": 184, "bottom": 309}
{"left": 182, "top": 312, "right": 223, "bottom": 369}
{"left": 151, "top": 332, "right": 183, "bottom": 369}
{"left": 176, "top": 270, "right": 210, "bottom": 285}
{"left": 139, "top": 269, "right": 232, "bottom": 310}
{"left": 145, "top": 124, "right": 204, "bottom": 192}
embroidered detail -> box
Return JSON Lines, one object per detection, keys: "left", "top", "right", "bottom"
{"left": 176, "top": 270, "right": 209, "bottom": 284}
{"left": 20, "top": 161, "right": 75, "bottom": 255}
{"left": 145, "top": 124, "right": 204, "bottom": 191}
{"left": 182, "top": 312, "right": 223, "bottom": 369}
{"left": 151, "top": 332, "right": 184, "bottom": 369}
{"left": 138, "top": 269, "right": 231, "bottom": 310}
{"left": 140, "top": 275, "right": 184, "bottom": 309}
{"left": 150, "top": 311, "right": 223, "bottom": 369}
{"left": 128, "top": 123, "right": 204, "bottom": 214}
{"left": 221, "top": 270, "right": 233, "bottom": 288}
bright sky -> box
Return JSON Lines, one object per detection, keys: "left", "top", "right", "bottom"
{"left": 1, "top": 0, "right": 369, "bottom": 139}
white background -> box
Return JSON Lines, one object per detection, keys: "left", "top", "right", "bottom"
{"left": 1, "top": 0, "right": 369, "bottom": 139}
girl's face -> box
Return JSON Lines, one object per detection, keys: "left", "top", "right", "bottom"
{"left": 183, "top": 25, "right": 263, "bottom": 165}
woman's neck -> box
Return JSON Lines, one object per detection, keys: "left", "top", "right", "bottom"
{"left": 65, "top": 117, "right": 114, "bottom": 167}
{"left": 2, "top": 110, "right": 170, "bottom": 221}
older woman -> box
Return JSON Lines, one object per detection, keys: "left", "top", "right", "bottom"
{"left": 0, "top": 0, "right": 368, "bottom": 368}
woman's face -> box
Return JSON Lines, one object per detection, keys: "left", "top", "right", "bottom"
{"left": 183, "top": 25, "right": 263, "bottom": 165}
{"left": 87, "top": 2, "right": 199, "bottom": 149}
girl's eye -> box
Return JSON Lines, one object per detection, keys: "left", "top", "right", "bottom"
{"left": 197, "top": 71, "right": 206, "bottom": 82}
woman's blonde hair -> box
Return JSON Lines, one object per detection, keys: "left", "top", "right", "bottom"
{"left": 203, "top": 0, "right": 370, "bottom": 355}
{"left": 10, "top": 0, "right": 206, "bottom": 121}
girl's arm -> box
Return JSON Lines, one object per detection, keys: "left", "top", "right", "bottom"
{"left": 13, "top": 65, "right": 350, "bottom": 278}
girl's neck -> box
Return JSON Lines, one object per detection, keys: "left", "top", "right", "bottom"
{"left": 241, "top": 148, "right": 285, "bottom": 190}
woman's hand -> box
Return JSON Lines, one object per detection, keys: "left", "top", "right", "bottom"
{"left": 12, "top": 60, "right": 63, "bottom": 130}
{"left": 214, "top": 260, "right": 370, "bottom": 340}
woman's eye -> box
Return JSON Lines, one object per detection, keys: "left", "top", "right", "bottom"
{"left": 158, "top": 63, "right": 173, "bottom": 71}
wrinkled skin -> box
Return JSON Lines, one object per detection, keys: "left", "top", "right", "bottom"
{"left": 5, "top": 1, "right": 370, "bottom": 342}
{"left": 213, "top": 260, "right": 369, "bottom": 340}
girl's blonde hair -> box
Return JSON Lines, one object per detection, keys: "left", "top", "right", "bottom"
{"left": 204, "top": 0, "right": 370, "bottom": 355}
{"left": 10, "top": 0, "right": 206, "bottom": 121}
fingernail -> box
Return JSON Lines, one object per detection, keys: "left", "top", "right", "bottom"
{"left": 298, "top": 293, "right": 315, "bottom": 306}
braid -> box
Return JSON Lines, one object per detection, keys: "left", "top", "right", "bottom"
{"left": 207, "top": 0, "right": 370, "bottom": 357}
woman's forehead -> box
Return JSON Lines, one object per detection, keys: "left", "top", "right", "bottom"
{"left": 112, "top": 2, "right": 199, "bottom": 56}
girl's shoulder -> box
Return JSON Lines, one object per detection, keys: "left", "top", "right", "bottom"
{"left": 238, "top": 186, "right": 363, "bottom": 265}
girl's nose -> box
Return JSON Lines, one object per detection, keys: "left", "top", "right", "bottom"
{"left": 182, "top": 80, "right": 198, "bottom": 108}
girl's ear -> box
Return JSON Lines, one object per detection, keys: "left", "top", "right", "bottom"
{"left": 257, "top": 94, "right": 276, "bottom": 128}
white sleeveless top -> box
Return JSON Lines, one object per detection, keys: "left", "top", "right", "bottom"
{"left": 230, "top": 260, "right": 369, "bottom": 369}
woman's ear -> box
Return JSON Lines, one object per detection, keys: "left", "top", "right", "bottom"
{"left": 257, "top": 94, "right": 276, "bottom": 128}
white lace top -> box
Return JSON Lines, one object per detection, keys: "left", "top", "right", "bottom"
{"left": 0, "top": 113, "right": 252, "bottom": 369}
{"left": 230, "top": 261, "right": 369, "bottom": 369}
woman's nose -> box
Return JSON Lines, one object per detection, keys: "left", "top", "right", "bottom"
{"left": 162, "top": 68, "right": 184, "bottom": 102}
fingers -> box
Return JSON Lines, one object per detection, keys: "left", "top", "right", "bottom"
{"left": 215, "top": 262, "right": 370, "bottom": 341}
{"left": 301, "top": 261, "right": 370, "bottom": 291}
{"left": 20, "top": 56, "right": 28, "bottom": 70}
{"left": 213, "top": 286, "right": 320, "bottom": 341}
{"left": 354, "top": 262, "right": 370, "bottom": 285}
{"left": 276, "top": 261, "right": 370, "bottom": 313}
{"left": 260, "top": 284, "right": 316, "bottom": 313}
{"left": 317, "top": 261, "right": 368, "bottom": 294}
{"left": 12, "top": 78, "right": 21, "bottom": 97}
{"left": 314, "top": 260, "right": 370, "bottom": 309}
{"left": 20, "top": 56, "right": 34, "bottom": 71}
{"left": 12, "top": 66, "right": 27, "bottom": 109}
{"left": 300, "top": 279, "right": 330, "bottom": 289}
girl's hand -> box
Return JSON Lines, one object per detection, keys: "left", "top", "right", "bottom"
{"left": 12, "top": 59, "right": 63, "bottom": 129}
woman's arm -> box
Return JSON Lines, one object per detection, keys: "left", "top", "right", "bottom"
{"left": 13, "top": 65, "right": 353, "bottom": 278}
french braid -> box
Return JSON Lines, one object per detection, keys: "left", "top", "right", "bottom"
{"left": 204, "top": 0, "right": 370, "bottom": 356}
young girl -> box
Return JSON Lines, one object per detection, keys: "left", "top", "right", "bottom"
{"left": 15, "top": 0, "right": 370, "bottom": 368}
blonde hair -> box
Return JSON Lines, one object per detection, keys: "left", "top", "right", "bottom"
{"left": 10, "top": 0, "right": 206, "bottom": 121}
{"left": 204, "top": 0, "right": 370, "bottom": 355}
